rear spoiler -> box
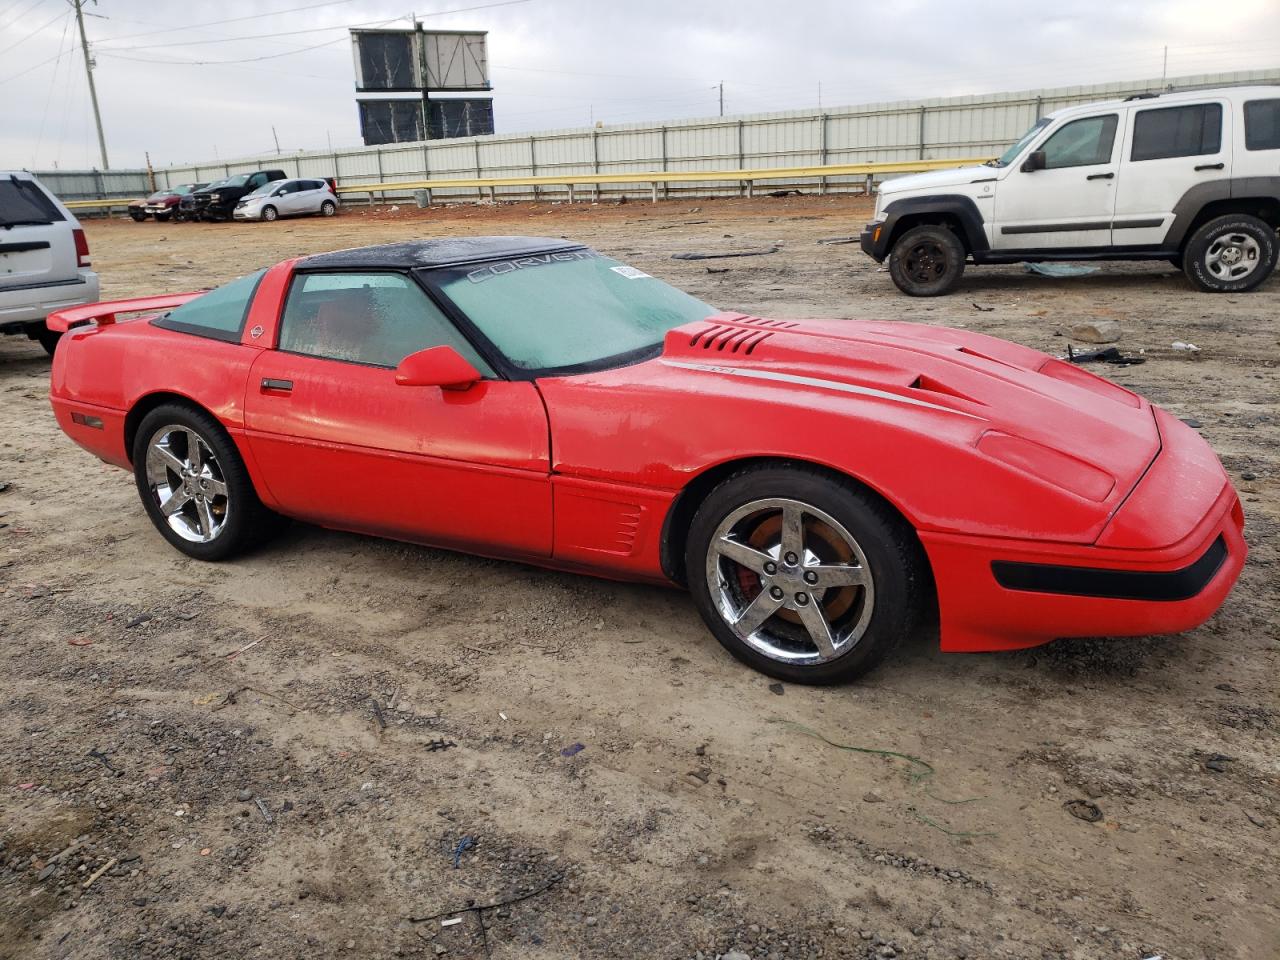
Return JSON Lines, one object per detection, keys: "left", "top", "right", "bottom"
{"left": 46, "top": 292, "right": 205, "bottom": 332}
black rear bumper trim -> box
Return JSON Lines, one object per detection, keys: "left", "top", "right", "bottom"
{"left": 991, "top": 535, "right": 1227, "bottom": 601}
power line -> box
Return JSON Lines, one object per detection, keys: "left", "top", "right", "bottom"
{"left": 31, "top": 10, "right": 73, "bottom": 163}
{"left": 90, "top": 0, "right": 365, "bottom": 44}
{"left": 97, "top": 0, "right": 531, "bottom": 52}
{"left": 0, "top": 6, "right": 67, "bottom": 57}
{"left": 0, "top": 0, "right": 54, "bottom": 31}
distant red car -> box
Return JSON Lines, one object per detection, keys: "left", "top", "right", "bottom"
{"left": 47, "top": 238, "right": 1245, "bottom": 682}
{"left": 127, "top": 183, "right": 206, "bottom": 222}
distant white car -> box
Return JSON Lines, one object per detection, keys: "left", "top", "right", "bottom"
{"left": 0, "top": 170, "right": 100, "bottom": 354}
{"left": 233, "top": 178, "right": 339, "bottom": 222}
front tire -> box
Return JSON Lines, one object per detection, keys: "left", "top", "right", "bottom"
{"left": 154, "top": 211, "right": 171, "bottom": 222}
{"left": 887, "top": 224, "right": 966, "bottom": 296}
{"left": 685, "top": 465, "right": 925, "bottom": 684}
{"left": 132, "top": 404, "right": 284, "bottom": 561}
{"left": 1183, "top": 214, "right": 1277, "bottom": 293}
{"left": 261, "top": 205, "right": 278, "bottom": 222}
{"left": 128, "top": 209, "right": 148, "bottom": 222}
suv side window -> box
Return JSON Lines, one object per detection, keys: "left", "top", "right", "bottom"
{"left": 1131, "top": 103, "right": 1222, "bottom": 161}
{"left": 1244, "top": 99, "right": 1280, "bottom": 151}
{"left": 278, "top": 272, "right": 494, "bottom": 373}
{"left": 1039, "top": 114, "right": 1118, "bottom": 168}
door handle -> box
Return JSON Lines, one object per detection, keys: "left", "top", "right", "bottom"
{"left": 1086, "top": 172, "right": 1114, "bottom": 180}
{"left": 261, "top": 378, "right": 293, "bottom": 393}
{"left": 1194, "top": 162, "right": 1225, "bottom": 171}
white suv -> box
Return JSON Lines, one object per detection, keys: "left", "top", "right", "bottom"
{"left": 1, "top": 171, "right": 100, "bottom": 353}
{"left": 860, "top": 85, "right": 1280, "bottom": 295}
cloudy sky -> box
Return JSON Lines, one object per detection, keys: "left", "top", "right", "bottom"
{"left": 1, "top": 0, "right": 1277, "bottom": 172}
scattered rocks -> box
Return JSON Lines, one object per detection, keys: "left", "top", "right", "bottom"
{"left": 1061, "top": 319, "right": 1121, "bottom": 343}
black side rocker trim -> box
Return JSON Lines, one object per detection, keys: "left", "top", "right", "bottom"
{"left": 991, "top": 535, "right": 1227, "bottom": 602}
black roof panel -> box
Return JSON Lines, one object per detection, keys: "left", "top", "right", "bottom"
{"left": 299, "top": 236, "right": 585, "bottom": 271}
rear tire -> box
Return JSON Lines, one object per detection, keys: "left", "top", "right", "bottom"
{"left": 320, "top": 200, "right": 336, "bottom": 217}
{"left": 262, "top": 205, "right": 278, "bottom": 222}
{"left": 685, "top": 464, "right": 925, "bottom": 684}
{"left": 888, "top": 224, "right": 966, "bottom": 296}
{"left": 1183, "top": 214, "right": 1277, "bottom": 293}
{"left": 34, "top": 324, "right": 60, "bottom": 356}
{"left": 131, "top": 403, "right": 285, "bottom": 561}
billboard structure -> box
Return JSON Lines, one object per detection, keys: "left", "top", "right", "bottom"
{"left": 351, "top": 27, "right": 494, "bottom": 146}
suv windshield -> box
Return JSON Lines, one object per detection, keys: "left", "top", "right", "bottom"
{"left": 989, "top": 118, "right": 1051, "bottom": 167}
{"left": 427, "top": 250, "right": 714, "bottom": 375}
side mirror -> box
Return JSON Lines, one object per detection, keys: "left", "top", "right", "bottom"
{"left": 1021, "top": 150, "right": 1047, "bottom": 172}
{"left": 395, "top": 345, "right": 481, "bottom": 391}
{"left": 274, "top": 188, "right": 286, "bottom": 197}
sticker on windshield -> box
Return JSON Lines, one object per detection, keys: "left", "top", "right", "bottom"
{"left": 610, "top": 265, "right": 650, "bottom": 279}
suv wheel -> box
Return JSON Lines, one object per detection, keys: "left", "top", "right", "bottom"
{"left": 1184, "top": 215, "right": 1277, "bottom": 293}
{"left": 33, "top": 324, "right": 61, "bottom": 356}
{"left": 888, "top": 224, "right": 966, "bottom": 296}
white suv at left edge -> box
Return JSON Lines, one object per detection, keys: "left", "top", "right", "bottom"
{"left": 0, "top": 171, "right": 100, "bottom": 355}
{"left": 234, "top": 178, "right": 339, "bottom": 222}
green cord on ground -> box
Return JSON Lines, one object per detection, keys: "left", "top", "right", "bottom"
{"left": 771, "top": 719, "right": 934, "bottom": 780}
{"left": 911, "top": 810, "right": 997, "bottom": 838}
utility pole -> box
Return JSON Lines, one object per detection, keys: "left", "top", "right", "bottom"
{"left": 1160, "top": 45, "right": 1168, "bottom": 87}
{"left": 718, "top": 81, "right": 724, "bottom": 117}
{"left": 72, "top": 0, "right": 109, "bottom": 170}
{"left": 272, "top": 126, "right": 282, "bottom": 155}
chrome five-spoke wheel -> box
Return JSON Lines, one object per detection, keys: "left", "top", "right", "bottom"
{"left": 144, "top": 425, "right": 230, "bottom": 543}
{"left": 705, "top": 497, "right": 875, "bottom": 665}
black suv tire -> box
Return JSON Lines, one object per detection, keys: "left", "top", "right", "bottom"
{"left": 888, "top": 224, "right": 966, "bottom": 296}
{"left": 1183, "top": 214, "right": 1277, "bottom": 293}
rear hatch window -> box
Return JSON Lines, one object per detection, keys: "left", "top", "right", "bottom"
{"left": 1, "top": 177, "right": 73, "bottom": 290}
{"left": 0, "top": 178, "right": 64, "bottom": 227}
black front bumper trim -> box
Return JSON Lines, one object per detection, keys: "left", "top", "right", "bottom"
{"left": 991, "top": 535, "right": 1227, "bottom": 602}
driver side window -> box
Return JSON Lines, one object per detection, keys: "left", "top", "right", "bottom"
{"left": 278, "top": 271, "right": 494, "bottom": 374}
{"left": 1039, "top": 114, "right": 1118, "bottom": 169}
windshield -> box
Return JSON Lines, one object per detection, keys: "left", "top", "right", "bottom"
{"left": 174, "top": 183, "right": 200, "bottom": 195}
{"left": 245, "top": 181, "right": 281, "bottom": 199}
{"left": 991, "top": 118, "right": 1051, "bottom": 166}
{"left": 428, "top": 250, "right": 715, "bottom": 375}
{"left": 219, "top": 174, "right": 250, "bottom": 188}
{"left": 204, "top": 178, "right": 229, "bottom": 190}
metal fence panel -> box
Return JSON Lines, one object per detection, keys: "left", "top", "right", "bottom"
{"left": 36, "top": 68, "right": 1280, "bottom": 204}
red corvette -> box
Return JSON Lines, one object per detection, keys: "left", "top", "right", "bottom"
{"left": 47, "top": 237, "right": 1245, "bottom": 682}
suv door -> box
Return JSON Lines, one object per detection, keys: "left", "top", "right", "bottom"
{"left": 991, "top": 111, "right": 1124, "bottom": 250}
{"left": 1113, "top": 99, "right": 1231, "bottom": 248}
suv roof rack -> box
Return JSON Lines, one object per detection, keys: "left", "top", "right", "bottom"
{"left": 1124, "top": 92, "right": 1161, "bottom": 101}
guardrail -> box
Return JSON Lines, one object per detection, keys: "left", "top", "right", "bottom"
{"left": 335, "top": 157, "right": 992, "bottom": 204}
{"left": 64, "top": 197, "right": 142, "bottom": 210}
{"left": 60, "top": 156, "right": 992, "bottom": 211}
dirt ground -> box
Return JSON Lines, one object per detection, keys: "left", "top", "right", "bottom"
{"left": 1, "top": 195, "right": 1277, "bottom": 960}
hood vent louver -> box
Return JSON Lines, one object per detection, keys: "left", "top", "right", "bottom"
{"left": 910, "top": 374, "right": 984, "bottom": 405}
{"left": 689, "top": 325, "right": 774, "bottom": 355}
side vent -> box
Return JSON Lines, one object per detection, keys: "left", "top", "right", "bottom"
{"left": 689, "top": 326, "right": 774, "bottom": 354}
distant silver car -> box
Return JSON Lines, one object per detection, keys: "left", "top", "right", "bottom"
{"left": 233, "top": 178, "right": 339, "bottom": 222}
